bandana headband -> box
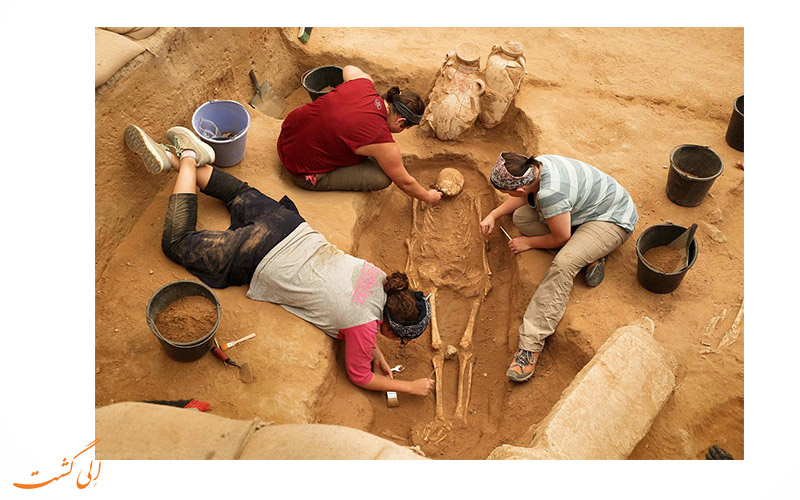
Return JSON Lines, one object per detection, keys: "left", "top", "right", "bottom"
{"left": 392, "top": 97, "right": 423, "bottom": 126}
{"left": 386, "top": 290, "right": 431, "bottom": 343}
{"left": 490, "top": 152, "right": 536, "bottom": 191}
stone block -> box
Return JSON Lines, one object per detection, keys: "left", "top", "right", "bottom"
{"left": 489, "top": 317, "right": 675, "bottom": 460}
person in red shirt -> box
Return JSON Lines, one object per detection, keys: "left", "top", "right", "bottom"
{"left": 278, "top": 65, "right": 442, "bottom": 206}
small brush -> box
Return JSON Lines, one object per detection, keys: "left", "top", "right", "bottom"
{"left": 386, "top": 391, "right": 399, "bottom": 408}
{"left": 298, "top": 27, "right": 312, "bottom": 44}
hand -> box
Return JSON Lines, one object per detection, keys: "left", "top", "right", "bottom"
{"left": 425, "top": 189, "right": 443, "bottom": 205}
{"left": 509, "top": 236, "right": 533, "bottom": 254}
{"left": 479, "top": 214, "right": 495, "bottom": 238}
{"left": 376, "top": 357, "right": 393, "bottom": 379}
{"left": 408, "top": 377, "right": 435, "bottom": 396}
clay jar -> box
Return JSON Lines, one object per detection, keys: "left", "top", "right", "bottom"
{"left": 423, "top": 42, "right": 486, "bottom": 141}
{"left": 479, "top": 41, "right": 527, "bottom": 129}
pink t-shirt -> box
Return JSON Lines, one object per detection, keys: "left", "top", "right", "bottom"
{"left": 338, "top": 320, "right": 381, "bottom": 385}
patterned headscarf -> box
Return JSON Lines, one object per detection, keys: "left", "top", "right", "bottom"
{"left": 490, "top": 152, "right": 536, "bottom": 191}
{"left": 386, "top": 291, "right": 431, "bottom": 343}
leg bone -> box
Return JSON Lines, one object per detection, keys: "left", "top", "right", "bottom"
{"left": 474, "top": 196, "right": 492, "bottom": 298}
{"left": 459, "top": 297, "right": 482, "bottom": 350}
{"left": 454, "top": 350, "right": 475, "bottom": 422}
{"left": 430, "top": 288, "right": 442, "bottom": 350}
{"left": 432, "top": 352, "right": 445, "bottom": 421}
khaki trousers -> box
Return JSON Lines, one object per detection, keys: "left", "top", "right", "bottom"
{"left": 287, "top": 157, "right": 392, "bottom": 192}
{"left": 512, "top": 205, "right": 631, "bottom": 352}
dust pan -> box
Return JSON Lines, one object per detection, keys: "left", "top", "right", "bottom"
{"left": 666, "top": 223, "right": 698, "bottom": 272}
{"left": 249, "top": 70, "right": 285, "bottom": 118}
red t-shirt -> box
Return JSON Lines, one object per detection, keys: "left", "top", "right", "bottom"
{"left": 277, "top": 79, "right": 395, "bottom": 175}
{"left": 337, "top": 320, "right": 381, "bottom": 386}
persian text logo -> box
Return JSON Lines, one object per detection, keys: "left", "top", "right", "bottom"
{"left": 12, "top": 439, "right": 101, "bottom": 490}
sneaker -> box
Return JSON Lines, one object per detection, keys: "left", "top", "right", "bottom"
{"left": 124, "top": 125, "right": 174, "bottom": 174}
{"left": 506, "top": 349, "right": 540, "bottom": 383}
{"left": 584, "top": 257, "right": 606, "bottom": 287}
{"left": 166, "top": 126, "right": 215, "bottom": 167}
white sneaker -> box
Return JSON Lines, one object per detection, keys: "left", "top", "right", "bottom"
{"left": 124, "top": 125, "right": 174, "bottom": 174}
{"left": 166, "top": 126, "right": 215, "bottom": 167}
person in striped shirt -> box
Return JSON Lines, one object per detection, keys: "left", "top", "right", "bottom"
{"left": 480, "top": 152, "right": 638, "bottom": 382}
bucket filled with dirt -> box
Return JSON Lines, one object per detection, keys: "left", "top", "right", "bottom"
{"left": 146, "top": 280, "right": 221, "bottom": 361}
{"left": 635, "top": 223, "right": 699, "bottom": 294}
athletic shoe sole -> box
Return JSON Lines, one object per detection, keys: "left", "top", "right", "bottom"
{"left": 166, "top": 126, "right": 215, "bottom": 167}
{"left": 124, "top": 125, "right": 171, "bottom": 174}
{"left": 585, "top": 257, "right": 606, "bottom": 287}
{"left": 506, "top": 367, "right": 535, "bottom": 383}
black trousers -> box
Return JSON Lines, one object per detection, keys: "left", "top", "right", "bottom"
{"left": 161, "top": 168, "right": 305, "bottom": 288}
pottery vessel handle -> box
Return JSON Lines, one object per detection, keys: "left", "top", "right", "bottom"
{"left": 474, "top": 78, "right": 486, "bottom": 96}
{"left": 519, "top": 56, "right": 528, "bottom": 75}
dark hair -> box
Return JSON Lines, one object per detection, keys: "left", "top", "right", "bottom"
{"left": 384, "top": 87, "right": 425, "bottom": 127}
{"left": 383, "top": 272, "right": 419, "bottom": 323}
{"left": 502, "top": 152, "right": 541, "bottom": 176}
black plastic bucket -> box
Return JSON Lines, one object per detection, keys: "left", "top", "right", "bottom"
{"left": 146, "top": 280, "right": 221, "bottom": 362}
{"left": 666, "top": 144, "right": 724, "bottom": 207}
{"left": 635, "top": 223, "right": 698, "bottom": 294}
{"left": 301, "top": 66, "right": 344, "bottom": 101}
{"left": 725, "top": 94, "right": 744, "bottom": 151}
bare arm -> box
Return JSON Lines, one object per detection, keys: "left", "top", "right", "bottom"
{"left": 342, "top": 65, "right": 373, "bottom": 83}
{"left": 356, "top": 142, "right": 441, "bottom": 205}
{"left": 480, "top": 195, "right": 528, "bottom": 238}
{"left": 509, "top": 211, "right": 572, "bottom": 253}
{"left": 357, "top": 373, "right": 434, "bottom": 396}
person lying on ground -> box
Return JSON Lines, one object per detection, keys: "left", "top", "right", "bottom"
{"left": 277, "top": 65, "right": 442, "bottom": 205}
{"left": 479, "top": 152, "right": 638, "bottom": 383}
{"left": 124, "top": 124, "right": 436, "bottom": 397}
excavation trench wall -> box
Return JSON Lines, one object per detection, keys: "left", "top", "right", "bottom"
{"left": 95, "top": 27, "right": 745, "bottom": 460}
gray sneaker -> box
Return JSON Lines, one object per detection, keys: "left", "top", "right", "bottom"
{"left": 506, "top": 349, "right": 540, "bottom": 383}
{"left": 124, "top": 125, "right": 174, "bottom": 174}
{"left": 166, "top": 126, "right": 215, "bottom": 167}
{"left": 584, "top": 257, "right": 606, "bottom": 287}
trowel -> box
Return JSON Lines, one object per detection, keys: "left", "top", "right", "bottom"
{"left": 666, "top": 223, "right": 698, "bottom": 272}
{"left": 249, "top": 70, "right": 285, "bottom": 118}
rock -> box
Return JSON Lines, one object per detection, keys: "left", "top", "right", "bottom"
{"left": 704, "top": 223, "right": 727, "bottom": 243}
{"left": 444, "top": 345, "right": 458, "bottom": 360}
{"left": 488, "top": 317, "right": 675, "bottom": 460}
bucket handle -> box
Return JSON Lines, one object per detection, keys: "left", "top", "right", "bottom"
{"left": 301, "top": 68, "right": 312, "bottom": 86}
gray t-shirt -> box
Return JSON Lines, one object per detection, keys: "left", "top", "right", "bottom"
{"left": 528, "top": 155, "right": 638, "bottom": 232}
{"left": 247, "top": 223, "right": 387, "bottom": 338}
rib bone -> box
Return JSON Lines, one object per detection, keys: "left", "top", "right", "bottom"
{"left": 454, "top": 350, "right": 475, "bottom": 423}
{"left": 432, "top": 352, "right": 445, "bottom": 421}
{"left": 429, "top": 288, "right": 442, "bottom": 350}
{"left": 459, "top": 297, "right": 482, "bottom": 350}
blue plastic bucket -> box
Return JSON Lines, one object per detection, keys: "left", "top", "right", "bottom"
{"left": 191, "top": 100, "right": 251, "bottom": 167}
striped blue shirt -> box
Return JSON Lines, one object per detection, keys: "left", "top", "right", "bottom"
{"left": 527, "top": 155, "right": 638, "bottom": 232}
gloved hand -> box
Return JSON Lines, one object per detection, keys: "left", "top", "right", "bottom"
{"left": 706, "top": 445, "right": 733, "bottom": 460}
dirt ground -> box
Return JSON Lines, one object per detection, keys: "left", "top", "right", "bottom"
{"left": 95, "top": 27, "right": 744, "bottom": 460}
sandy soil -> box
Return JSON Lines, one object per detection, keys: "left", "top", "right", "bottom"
{"left": 95, "top": 27, "right": 744, "bottom": 459}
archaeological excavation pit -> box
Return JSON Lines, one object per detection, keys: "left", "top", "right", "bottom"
{"left": 95, "top": 28, "right": 745, "bottom": 461}
{"left": 315, "top": 157, "right": 592, "bottom": 460}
